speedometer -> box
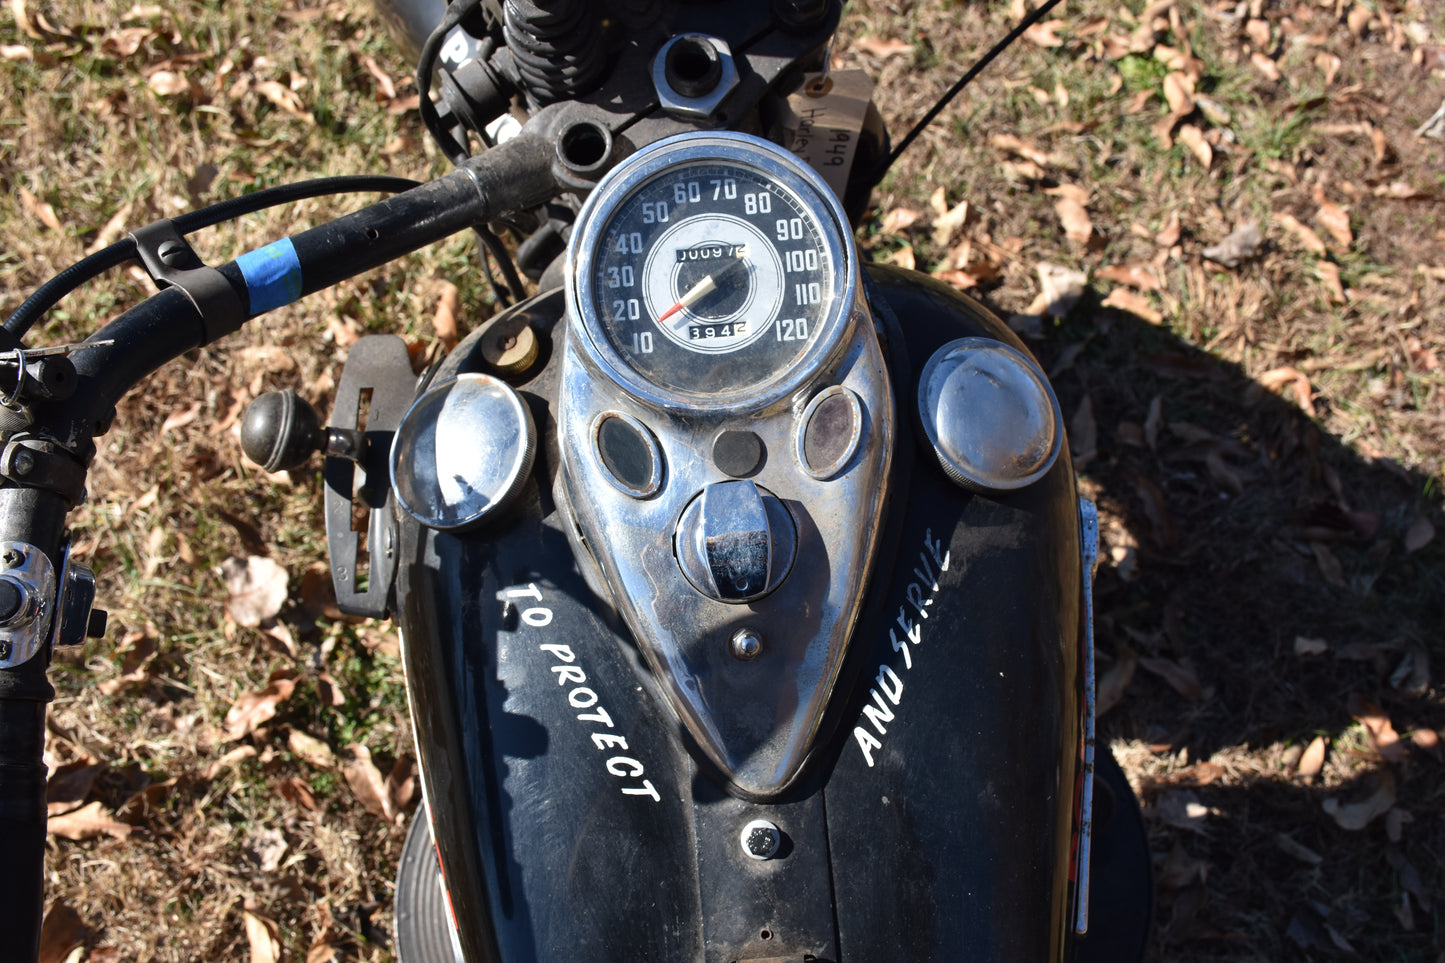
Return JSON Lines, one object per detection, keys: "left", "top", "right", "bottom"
{"left": 569, "top": 133, "right": 854, "bottom": 411}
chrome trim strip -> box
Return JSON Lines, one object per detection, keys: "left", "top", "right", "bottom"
{"left": 1075, "top": 496, "right": 1099, "bottom": 936}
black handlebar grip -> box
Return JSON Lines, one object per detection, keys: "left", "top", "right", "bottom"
{"left": 0, "top": 693, "right": 48, "bottom": 961}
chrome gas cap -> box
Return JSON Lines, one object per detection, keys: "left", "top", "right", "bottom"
{"left": 675, "top": 480, "right": 796, "bottom": 603}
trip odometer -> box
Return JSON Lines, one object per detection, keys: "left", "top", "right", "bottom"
{"left": 569, "top": 133, "right": 853, "bottom": 411}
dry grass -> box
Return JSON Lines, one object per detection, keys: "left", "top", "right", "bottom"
{"left": 3, "top": 0, "right": 1443, "bottom": 960}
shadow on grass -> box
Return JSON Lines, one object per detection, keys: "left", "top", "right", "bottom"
{"left": 1024, "top": 296, "right": 1443, "bottom": 961}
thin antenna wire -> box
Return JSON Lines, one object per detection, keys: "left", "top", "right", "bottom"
{"left": 872, "top": 0, "right": 1068, "bottom": 184}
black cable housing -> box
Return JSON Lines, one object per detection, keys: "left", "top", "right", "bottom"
{"left": 4, "top": 175, "right": 424, "bottom": 339}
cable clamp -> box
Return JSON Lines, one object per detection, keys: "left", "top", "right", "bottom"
{"left": 131, "top": 219, "right": 246, "bottom": 342}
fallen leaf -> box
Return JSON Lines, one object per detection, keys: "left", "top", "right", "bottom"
{"left": 852, "top": 36, "right": 912, "bottom": 59}
{"left": 308, "top": 943, "right": 341, "bottom": 963}
{"left": 1031, "top": 262, "right": 1087, "bottom": 318}
{"left": 931, "top": 198, "right": 970, "bottom": 248}
{"left": 358, "top": 53, "right": 396, "bottom": 101}
{"left": 18, "top": 185, "right": 63, "bottom": 234}
{"left": 1101, "top": 288, "right": 1164, "bottom": 324}
{"left": 244, "top": 911, "right": 281, "bottom": 963}
{"left": 989, "top": 133, "right": 1051, "bottom": 167}
{"left": 1156, "top": 841, "right": 1208, "bottom": 889}
{"left": 1053, "top": 197, "right": 1093, "bottom": 246}
{"left": 1251, "top": 51, "right": 1281, "bottom": 81}
{"left": 223, "top": 671, "right": 298, "bottom": 741}
{"left": 1258, "top": 365, "right": 1315, "bottom": 416}
{"left": 1346, "top": 3, "right": 1371, "bottom": 36}
{"left": 1385, "top": 809, "right": 1414, "bottom": 844}
{"left": 1316, "top": 201, "right": 1353, "bottom": 248}
{"left": 221, "top": 555, "right": 289, "bottom": 627}
{"left": 1275, "top": 832, "right": 1323, "bottom": 865}
{"left": 1245, "top": 18, "right": 1271, "bottom": 48}
{"left": 1411, "top": 729, "right": 1440, "bottom": 759}
{"left": 1096, "top": 262, "right": 1162, "bottom": 291}
{"left": 255, "top": 79, "right": 312, "bottom": 122}
{"left": 1315, "top": 261, "right": 1346, "bottom": 303}
{"left": 1155, "top": 789, "right": 1213, "bottom": 832}
{"left": 1162, "top": 71, "right": 1195, "bottom": 115}
{"left": 87, "top": 201, "right": 134, "bottom": 255}
{"left": 433, "top": 280, "right": 459, "bottom": 352}
{"left": 1155, "top": 211, "right": 1181, "bottom": 247}
{"left": 98, "top": 628, "right": 159, "bottom": 695}
{"left": 46, "top": 761, "right": 107, "bottom": 815}
{"left": 1294, "top": 636, "right": 1329, "bottom": 656}
{"left": 1177, "top": 124, "right": 1212, "bottom": 168}
{"left": 1202, "top": 222, "right": 1261, "bottom": 268}
{"left": 934, "top": 270, "right": 978, "bottom": 290}
{"left": 48, "top": 800, "right": 133, "bottom": 840}
{"left": 205, "top": 744, "right": 258, "bottom": 779}
{"left": 279, "top": 776, "right": 319, "bottom": 812}
{"left": 1023, "top": 20, "right": 1065, "bottom": 47}
{"left": 1403, "top": 515, "right": 1435, "bottom": 553}
{"left": 1310, "top": 542, "right": 1345, "bottom": 587}
{"left": 38, "top": 902, "right": 88, "bottom": 963}
{"left": 1144, "top": 396, "right": 1163, "bottom": 450}
{"left": 1298, "top": 736, "right": 1327, "bottom": 778}
{"left": 1352, "top": 698, "right": 1408, "bottom": 764}
{"left": 880, "top": 207, "right": 922, "bottom": 236}
{"left": 1139, "top": 656, "right": 1203, "bottom": 700}
{"left": 1098, "top": 644, "right": 1138, "bottom": 716}
{"left": 387, "top": 754, "right": 416, "bottom": 817}
{"left": 288, "top": 729, "right": 336, "bottom": 769}
{"left": 1322, "top": 769, "right": 1396, "bottom": 830}
{"left": 1274, "top": 212, "right": 1327, "bottom": 254}
{"left": 891, "top": 244, "right": 915, "bottom": 271}
{"left": 1149, "top": 761, "right": 1225, "bottom": 789}
{"left": 1124, "top": 469, "right": 1178, "bottom": 549}
{"left": 343, "top": 744, "right": 403, "bottom": 824}
{"left": 247, "top": 827, "right": 288, "bottom": 873}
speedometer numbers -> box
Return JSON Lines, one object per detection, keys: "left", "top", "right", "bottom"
{"left": 586, "top": 156, "right": 838, "bottom": 404}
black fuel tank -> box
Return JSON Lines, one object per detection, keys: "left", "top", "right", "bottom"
{"left": 394, "top": 265, "right": 1084, "bottom": 962}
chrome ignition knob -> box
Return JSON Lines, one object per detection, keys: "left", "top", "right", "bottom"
{"left": 675, "top": 480, "right": 795, "bottom": 604}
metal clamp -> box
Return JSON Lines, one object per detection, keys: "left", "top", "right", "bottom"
{"left": 131, "top": 218, "right": 247, "bottom": 343}
{"left": 0, "top": 541, "right": 56, "bottom": 669}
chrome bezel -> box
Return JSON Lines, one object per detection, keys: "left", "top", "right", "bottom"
{"left": 795, "top": 384, "right": 863, "bottom": 480}
{"left": 590, "top": 410, "right": 664, "bottom": 498}
{"left": 567, "top": 131, "right": 857, "bottom": 415}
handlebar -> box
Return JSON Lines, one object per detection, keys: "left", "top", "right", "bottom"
{"left": 0, "top": 130, "right": 561, "bottom": 960}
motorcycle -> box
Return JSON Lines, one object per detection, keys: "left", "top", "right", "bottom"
{"left": 0, "top": 0, "right": 1153, "bottom": 959}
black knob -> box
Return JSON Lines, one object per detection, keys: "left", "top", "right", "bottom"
{"left": 240, "top": 390, "right": 323, "bottom": 472}
{"left": 0, "top": 577, "right": 24, "bottom": 623}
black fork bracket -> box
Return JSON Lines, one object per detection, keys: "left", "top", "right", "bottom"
{"left": 326, "top": 335, "right": 420, "bottom": 619}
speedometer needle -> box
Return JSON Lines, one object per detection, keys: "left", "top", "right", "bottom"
{"left": 657, "top": 257, "right": 750, "bottom": 323}
{"left": 658, "top": 276, "right": 716, "bottom": 323}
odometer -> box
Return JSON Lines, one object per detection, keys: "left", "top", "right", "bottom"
{"left": 569, "top": 133, "right": 853, "bottom": 410}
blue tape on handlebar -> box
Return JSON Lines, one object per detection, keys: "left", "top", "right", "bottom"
{"left": 236, "top": 238, "right": 303, "bottom": 314}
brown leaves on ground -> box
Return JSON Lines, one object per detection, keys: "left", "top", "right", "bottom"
{"left": 38, "top": 902, "right": 88, "bottom": 963}
{"left": 223, "top": 669, "right": 298, "bottom": 741}
{"left": 48, "top": 800, "right": 133, "bottom": 841}
{"left": 221, "top": 555, "right": 289, "bottom": 627}
{"left": 341, "top": 744, "right": 415, "bottom": 825}
{"left": 851, "top": 36, "right": 912, "bottom": 59}
{"left": 1323, "top": 769, "right": 1396, "bottom": 831}
{"left": 244, "top": 910, "right": 282, "bottom": 963}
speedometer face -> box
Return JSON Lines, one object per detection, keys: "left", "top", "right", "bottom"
{"left": 582, "top": 143, "right": 843, "bottom": 402}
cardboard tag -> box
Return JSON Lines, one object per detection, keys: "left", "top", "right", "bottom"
{"left": 782, "top": 69, "right": 876, "bottom": 200}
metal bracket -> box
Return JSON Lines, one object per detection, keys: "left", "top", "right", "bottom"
{"left": 1074, "top": 496, "right": 1100, "bottom": 937}
{"left": 1, "top": 437, "right": 88, "bottom": 506}
{"left": 325, "top": 335, "right": 419, "bottom": 619}
{"left": 0, "top": 541, "right": 56, "bottom": 669}
{"left": 50, "top": 540, "right": 104, "bottom": 647}
{"left": 131, "top": 219, "right": 247, "bottom": 343}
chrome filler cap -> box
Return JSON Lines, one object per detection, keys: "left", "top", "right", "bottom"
{"left": 390, "top": 374, "right": 536, "bottom": 531}
{"left": 918, "top": 337, "right": 1062, "bottom": 492}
